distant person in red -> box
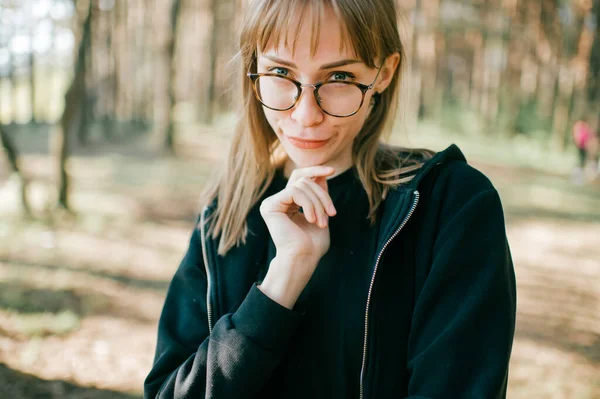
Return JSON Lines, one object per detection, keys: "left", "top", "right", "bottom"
{"left": 572, "top": 120, "right": 593, "bottom": 169}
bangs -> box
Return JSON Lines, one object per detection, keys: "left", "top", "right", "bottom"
{"left": 245, "top": 0, "right": 382, "bottom": 67}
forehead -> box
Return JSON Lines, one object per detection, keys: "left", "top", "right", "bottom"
{"left": 258, "top": 4, "right": 358, "bottom": 64}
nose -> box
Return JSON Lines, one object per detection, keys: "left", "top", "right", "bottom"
{"left": 290, "top": 85, "right": 324, "bottom": 127}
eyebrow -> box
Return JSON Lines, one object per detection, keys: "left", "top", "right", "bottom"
{"left": 260, "top": 54, "right": 362, "bottom": 70}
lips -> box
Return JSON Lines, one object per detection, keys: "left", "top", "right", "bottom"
{"left": 285, "top": 135, "right": 331, "bottom": 149}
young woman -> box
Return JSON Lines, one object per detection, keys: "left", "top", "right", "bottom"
{"left": 144, "top": 1, "right": 517, "bottom": 398}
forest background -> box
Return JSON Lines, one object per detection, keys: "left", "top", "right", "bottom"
{"left": 0, "top": 0, "right": 599, "bottom": 398}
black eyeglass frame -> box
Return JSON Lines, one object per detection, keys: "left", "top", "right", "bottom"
{"left": 247, "top": 63, "right": 384, "bottom": 118}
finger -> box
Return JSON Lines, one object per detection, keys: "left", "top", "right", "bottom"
{"left": 288, "top": 165, "right": 335, "bottom": 185}
{"left": 288, "top": 186, "right": 319, "bottom": 224}
{"left": 275, "top": 186, "right": 318, "bottom": 224}
{"left": 313, "top": 175, "right": 329, "bottom": 195}
{"left": 300, "top": 178, "right": 336, "bottom": 217}
{"left": 296, "top": 179, "right": 329, "bottom": 227}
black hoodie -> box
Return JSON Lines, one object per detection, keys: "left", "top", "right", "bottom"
{"left": 144, "top": 144, "right": 517, "bottom": 399}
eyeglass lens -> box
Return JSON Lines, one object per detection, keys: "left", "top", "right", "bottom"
{"left": 255, "top": 76, "right": 363, "bottom": 117}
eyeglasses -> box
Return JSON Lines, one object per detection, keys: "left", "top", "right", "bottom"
{"left": 247, "top": 64, "right": 383, "bottom": 118}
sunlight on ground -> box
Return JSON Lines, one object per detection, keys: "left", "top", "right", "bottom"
{"left": 1, "top": 127, "right": 599, "bottom": 398}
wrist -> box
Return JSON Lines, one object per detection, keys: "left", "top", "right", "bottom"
{"left": 258, "top": 256, "right": 315, "bottom": 310}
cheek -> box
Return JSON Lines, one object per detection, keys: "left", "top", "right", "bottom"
{"left": 263, "top": 108, "right": 283, "bottom": 135}
{"left": 339, "top": 108, "right": 370, "bottom": 141}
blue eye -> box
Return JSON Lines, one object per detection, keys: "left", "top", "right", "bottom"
{"left": 269, "top": 67, "right": 289, "bottom": 76}
{"left": 330, "top": 71, "right": 355, "bottom": 81}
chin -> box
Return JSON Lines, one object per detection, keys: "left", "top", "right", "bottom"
{"left": 285, "top": 147, "right": 332, "bottom": 168}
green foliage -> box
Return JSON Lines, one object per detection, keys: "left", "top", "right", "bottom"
{"left": 436, "top": 100, "right": 483, "bottom": 137}
{"left": 435, "top": 99, "right": 554, "bottom": 141}
{"left": 513, "top": 100, "right": 553, "bottom": 141}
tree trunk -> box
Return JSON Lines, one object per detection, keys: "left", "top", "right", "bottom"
{"left": 588, "top": 0, "right": 600, "bottom": 127}
{"left": 433, "top": 25, "right": 447, "bottom": 121}
{"left": 409, "top": 0, "right": 423, "bottom": 122}
{"left": 499, "top": 0, "right": 524, "bottom": 136}
{"left": 10, "top": 51, "right": 18, "bottom": 123}
{"left": 165, "top": 0, "right": 182, "bottom": 151}
{"left": 29, "top": 34, "right": 37, "bottom": 124}
{"left": 469, "top": 31, "right": 484, "bottom": 112}
{"left": 0, "top": 126, "right": 31, "bottom": 216}
{"left": 77, "top": 3, "right": 94, "bottom": 145}
{"left": 203, "top": 0, "right": 219, "bottom": 124}
{"left": 142, "top": 0, "right": 154, "bottom": 122}
{"left": 102, "top": 4, "right": 117, "bottom": 140}
{"left": 536, "top": 0, "right": 561, "bottom": 122}
{"left": 54, "top": 0, "right": 93, "bottom": 210}
{"left": 215, "top": 0, "right": 236, "bottom": 112}
{"left": 417, "top": 0, "right": 439, "bottom": 120}
{"left": 113, "top": 0, "right": 127, "bottom": 124}
{"left": 551, "top": 62, "right": 574, "bottom": 150}
{"left": 519, "top": 1, "right": 542, "bottom": 105}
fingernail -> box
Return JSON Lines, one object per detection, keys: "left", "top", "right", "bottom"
{"left": 329, "top": 204, "right": 336, "bottom": 215}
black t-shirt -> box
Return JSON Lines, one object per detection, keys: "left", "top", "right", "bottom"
{"left": 261, "top": 167, "right": 381, "bottom": 398}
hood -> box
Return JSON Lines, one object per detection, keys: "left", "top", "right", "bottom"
{"left": 406, "top": 144, "right": 467, "bottom": 189}
{"left": 376, "top": 144, "right": 467, "bottom": 249}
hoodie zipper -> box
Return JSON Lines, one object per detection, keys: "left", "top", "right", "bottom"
{"left": 359, "top": 190, "right": 420, "bottom": 399}
{"left": 200, "top": 206, "right": 214, "bottom": 334}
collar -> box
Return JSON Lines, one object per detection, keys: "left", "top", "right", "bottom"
{"left": 376, "top": 144, "right": 467, "bottom": 247}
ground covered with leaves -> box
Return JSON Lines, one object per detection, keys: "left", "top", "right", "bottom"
{"left": 0, "top": 127, "right": 599, "bottom": 398}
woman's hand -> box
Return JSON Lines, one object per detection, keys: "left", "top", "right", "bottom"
{"left": 261, "top": 165, "right": 337, "bottom": 260}
{"left": 258, "top": 165, "right": 337, "bottom": 309}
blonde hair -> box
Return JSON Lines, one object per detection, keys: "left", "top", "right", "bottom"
{"left": 202, "top": 0, "right": 434, "bottom": 255}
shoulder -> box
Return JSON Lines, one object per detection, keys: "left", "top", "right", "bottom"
{"left": 427, "top": 159, "right": 494, "bottom": 195}
{"left": 414, "top": 147, "right": 499, "bottom": 220}
{"left": 401, "top": 151, "right": 508, "bottom": 261}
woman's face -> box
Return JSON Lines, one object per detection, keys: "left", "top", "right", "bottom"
{"left": 257, "top": 7, "right": 398, "bottom": 177}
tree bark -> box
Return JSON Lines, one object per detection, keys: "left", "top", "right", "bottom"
{"left": 499, "top": 0, "right": 524, "bottom": 136}
{"left": 54, "top": 0, "right": 93, "bottom": 210}
{"left": 102, "top": 3, "right": 117, "bottom": 140}
{"left": 165, "top": 0, "right": 182, "bottom": 150}
{"left": 203, "top": 0, "right": 219, "bottom": 124}
{"left": 29, "top": 32, "right": 37, "bottom": 124}
{"left": 417, "top": 0, "right": 439, "bottom": 120}
{"left": 588, "top": 0, "right": 600, "bottom": 127}
{"left": 551, "top": 62, "right": 574, "bottom": 150}
{"left": 0, "top": 126, "right": 31, "bottom": 215}
{"left": 410, "top": 0, "right": 423, "bottom": 121}
{"left": 77, "top": 2, "right": 94, "bottom": 145}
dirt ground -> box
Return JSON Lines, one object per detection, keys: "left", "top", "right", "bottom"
{"left": 0, "top": 128, "right": 599, "bottom": 398}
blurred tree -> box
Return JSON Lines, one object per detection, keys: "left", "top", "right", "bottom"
{"left": 165, "top": 0, "right": 182, "bottom": 150}
{"left": 589, "top": 0, "right": 600, "bottom": 126}
{"left": 204, "top": 0, "right": 218, "bottom": 125}
{"left": 53, "top": 0, "right": 92, "bottom": 210}
{"left": 152, "top": 0, "right": 182, "bottom": 151}
{"left": 0, "top": 0, "right": 597, "bottom": 152}
{"left": 417, "top": 0, "right": 440, "bottom": 120}
{"left": 0, "top": 125, "right": 30, "bottom": 215}
{"left": 77, "top": 1, "right": 95, "bottom": 145}
{"left": 551, "top": 1, "right": 579, "bottom": 150}
{"left": 499, "top": 0, "right": 525, "bottom": 137}
{"left": 29, "top": 24, "right": 36, "bottom": 124}
{"left": 8, "top": 46, "right": 16, "bottom": 123}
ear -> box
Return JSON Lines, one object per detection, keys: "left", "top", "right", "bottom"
{"left": 375, "top": 52, "right": 401, "bottom": 93}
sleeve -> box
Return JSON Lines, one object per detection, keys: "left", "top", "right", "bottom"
{"left": 406, "top": 187, "right": 517, "bottom": 399}
{"left": 143, "top": 216, "right": 304, "bottom": 399}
